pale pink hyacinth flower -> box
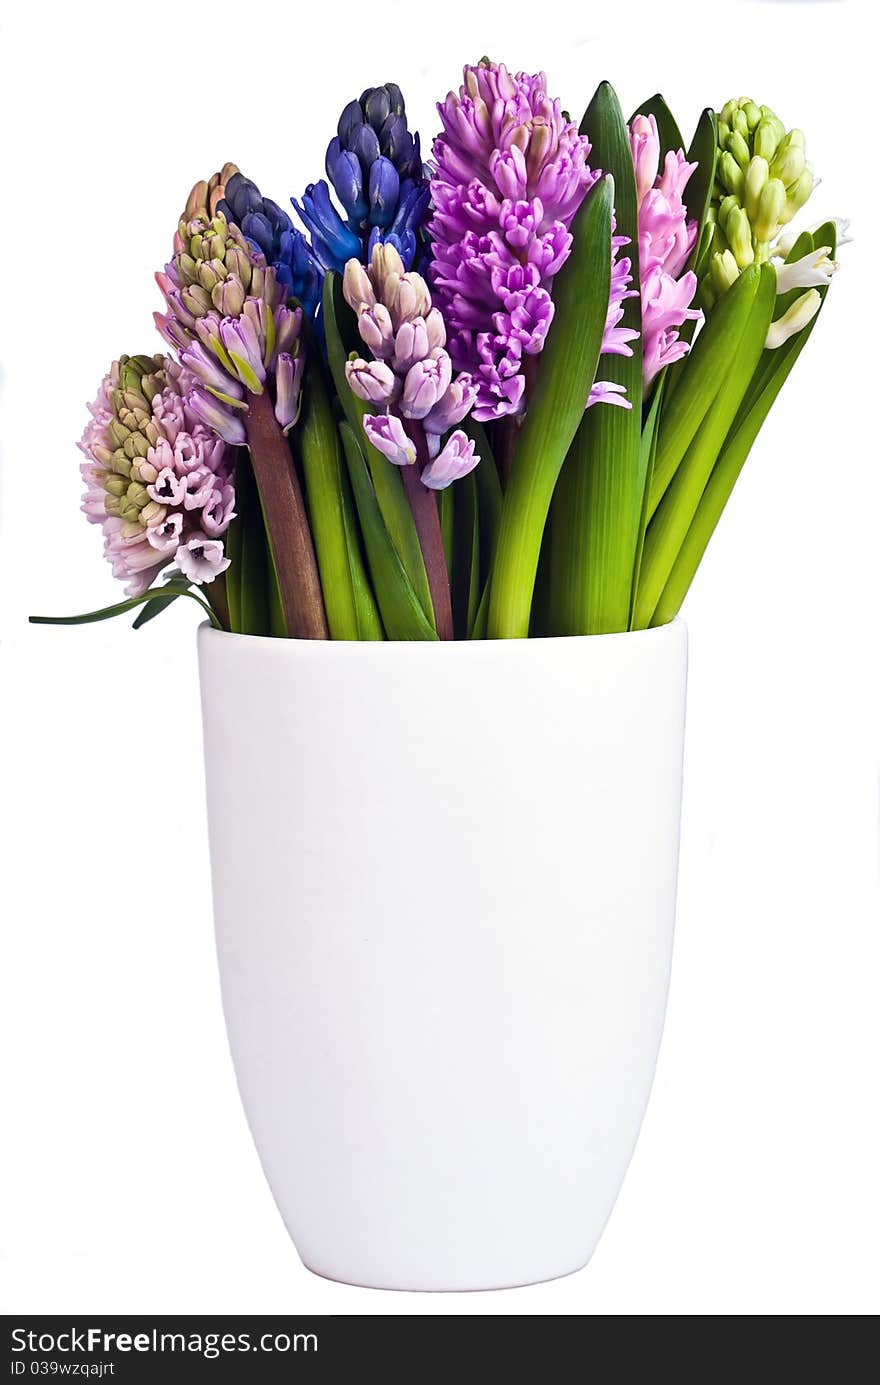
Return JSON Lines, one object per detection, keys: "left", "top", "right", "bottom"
{"left": 629, "top": 114, "right": 702, "bottom": 387}
{"left": 79, "top": 357, "right": 235, "bottom": 596}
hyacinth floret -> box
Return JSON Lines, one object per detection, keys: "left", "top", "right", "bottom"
{"left": 79, "top": 355, "right": 234, "bottom": 596}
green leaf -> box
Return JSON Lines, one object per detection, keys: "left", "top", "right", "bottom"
{"left": 469, "top": 577, "right": 490, "bottom": 640}
{"left": 30, "top": 585, "right": 221, "bottom": 629}
{"left": 465, "top": 418, "right": 502, "bottom": 575}
{"left": 132, "top": 578, "right": 191, "bottom": 629}
{"left": 449, "top": 470, "right": 480, "bottom": 640}
{"left": 629, "top": 376, "right": 666, "bottom": 628}
{"left": 652, "top": 226, "right": 836, "bottom": 625}
{"left": 237, "top": 462, "right": 272, "bottom": 636}
{"left": 628, "top": 92, "right": 685, "bottom": 156}
{"left": 547, "top": 81, "right": 643, "bottom": 635}
{"left": 338, "top": 422, "right": 437, "bottom": 641}
{"left": 647, "top": 263, "right": 762, "bottom": 518}
{"left": 683, "top": 108, "right": 719, "bottom": 281}
{"left": 634, "top": 263, "right": 777, "bottom": 627}
{"left": 338, "top": 454, "right": 385, "bottom": 640}
{"left": 738, "top": 228, "right": 817, "bottom": 418}
{"left": 297, "top": 351, "right": 363, "bottom": 640}
{"left": 323, "top": 272, "right": 435, "bottom": 630}
{"left": 487, "top": 175, "right": 614, "bottom": 639}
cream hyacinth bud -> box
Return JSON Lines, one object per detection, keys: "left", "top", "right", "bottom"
{"left": 765, "top": 289, "right": 821, "bottom": 348}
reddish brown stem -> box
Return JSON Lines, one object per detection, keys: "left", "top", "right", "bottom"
{"left": 401, "top": 430, "right": 454, "bottom": 641}
{"left": 244, "top": 389, "right": 328, "bottom": 640}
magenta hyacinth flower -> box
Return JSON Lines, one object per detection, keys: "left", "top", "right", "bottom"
{"left": 429, "top": 61, "right": 635, "bottom": 420}
{"left": 629, "top": 114, "right": 702, "bottom": 387}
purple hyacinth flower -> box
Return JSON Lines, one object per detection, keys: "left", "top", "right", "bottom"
{"left": 399, "top": 351, "right": 453, "bottom": 419}
{"left": 274, "top": 352, "right": 305, "bottom": 434}
{"left": 219, "top": 316, "right": 266, "bottom": 389}
{"left": 362, "top": 412, "right": 417, "bottom": 467}
{"left": 187, "top": 388, "right": 247, "bottom": 445}
{"left": 420, "top": 430, "right": 479, "bottom": 490}
{"left": 345, "top": 357, "right": 399, "bottom": 406}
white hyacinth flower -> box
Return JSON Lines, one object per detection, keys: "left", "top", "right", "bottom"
{"left": 774, "top": 245, "right": 836, "bottom": 294}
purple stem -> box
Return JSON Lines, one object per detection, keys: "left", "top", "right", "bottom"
{"left": 402, "top": 424, "right": 454, "bottom": 641}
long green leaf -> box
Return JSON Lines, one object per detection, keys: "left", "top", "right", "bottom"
{"left": 30, "top": 585, "right": 221, "bottom": 629}
{"left": 465, "top": 418, "right": 502, "bottom": 573}
{"left": 683, "top": 108, "right": 719, "bottom": 281}
{"left": 338, "top": 455, "right": 385, "bottom": 640}
{"left": 547, "top": 82, "right": 643, "bottom": 636}
{"left": 239, "top": 468, "right": 272, "bottom": 635}
{"left": 450, "top": 470, "right": 480, "bottom": 640}
{"left": 652, "top": 227, "right": 836, "bottom": 624}
{"left": 635, "top": 263, "right": 776, "bottom": 627}
{"left": 224, "top": 453, "right": 247, "bottom": 632}
{"left": 132, "top": 577, "right": 192, "bottom": 629}
{"left": 338, "top": 422, "right": 437, "bottom": 641}
{"left": 323, "top": 273, "right": 434, "bottom": 629}
{"left": 297, "top": 354, "right": 362, "bottom": 640}
{"left": 647, "top": 263, "right": 762, "bottom": 518}
{"left": 629, "top": 376, "right": 666, "bottom": 628}
{"left": 628, "top": 92, "right": 685, "bottom": 156}
{"left": 487, "top": 175, "right": 613, "bottom": 639}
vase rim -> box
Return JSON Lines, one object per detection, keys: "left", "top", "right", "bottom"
{"left": 198, "top": 617, "right": 684, "bottom": 654}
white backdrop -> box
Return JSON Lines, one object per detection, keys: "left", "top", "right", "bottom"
{"left": 2, "top": 0, "right": 877, "bottom": 1316}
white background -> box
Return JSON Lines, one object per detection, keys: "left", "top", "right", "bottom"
{"left": 2, "top": 0, "right": 877, "bottom": 1316}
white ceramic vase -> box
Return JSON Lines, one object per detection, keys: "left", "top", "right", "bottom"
{"left": 198, "top": 620, "right": 688, "bottom": 1291}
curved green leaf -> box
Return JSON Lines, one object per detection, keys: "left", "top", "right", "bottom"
{"left": 635, "top": 263, "right": 777, "bottom": 627}
{"left": 30, "top": 585, "right": 222, "bottom": 629}
{"left": 338, "top": 422, "right": 437, "bottom": 641}
{"left": 548, "top": 81, "right": 643, "bottom": 635}
{"left": 323, "top": 273, "right": 434, "bottom": 630}
{"left": 627, "top": 92, "right": 684, "bottom": 156}
{"left": 487, "top": 175, "right": 614, "bottom": 639}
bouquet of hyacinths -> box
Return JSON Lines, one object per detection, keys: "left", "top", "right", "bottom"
{"left": 34, "top": 69, "right": 843, "bottom": 640}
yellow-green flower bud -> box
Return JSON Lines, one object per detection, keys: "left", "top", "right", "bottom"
{"left": 718, "top": 150, "right": 745, "bottom": 199}
{"left": 728, "top": 129, "right": 751, "bottom": 170}
{"left": 108, "top": 420, "right": 131, "bottom": 448}
{"left": 742, "top": 100, "right": 762, "bottom": 131}
{"left": 780, "top": 168, "right": 814, "bottom": 226}
{"left": 710, "top": 248, "right": 740, "bottom": 298}
{"left": 770, "top": 134, "right": 806, "bottom": 188}
{"left": 753, "top": 177, "right": 787, "bottom": 243}
{"left": 753, "top": 118, "right": 782, "bottom": 163}
{"left": 744, "top": 156, "right": 770, "bottom": 222}
{"left": 726, "top": 206, "right": 755, "bottom": 269}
